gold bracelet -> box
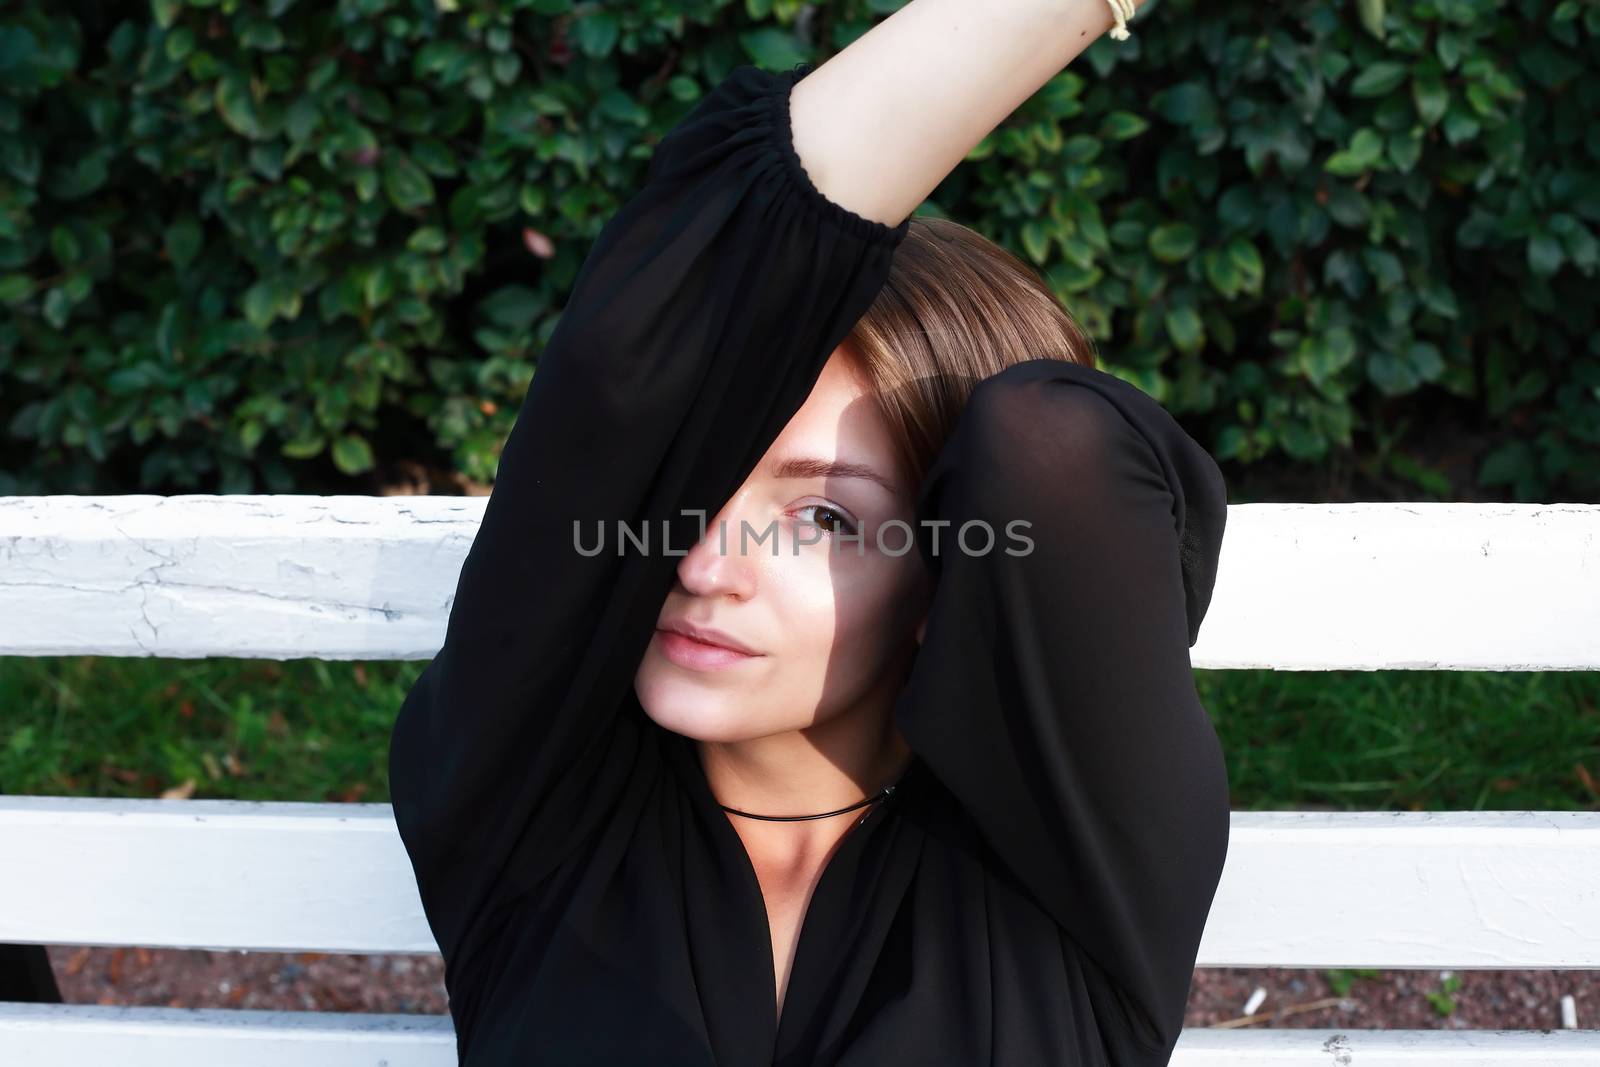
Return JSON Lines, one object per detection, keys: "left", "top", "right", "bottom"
{"left": 1105, "top": 0, "right": 1136, "bottom": 40}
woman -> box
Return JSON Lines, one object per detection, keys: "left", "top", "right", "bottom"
{"left": 0, "top": 776, "right": 61, "bottom": 1003}
{"left": 0, "top": 930, "right": 59, "bottom": 1004}
{"left": 389, "top": 0, "right": 1231, "bottom": 1063}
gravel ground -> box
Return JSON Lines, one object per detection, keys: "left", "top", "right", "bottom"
{"left": 39, "top": 945, "right": 1597, "bottom": 1031}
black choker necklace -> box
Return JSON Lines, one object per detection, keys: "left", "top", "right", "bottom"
{"left": 718, "top": 775, "right": 905, "bottom": 822}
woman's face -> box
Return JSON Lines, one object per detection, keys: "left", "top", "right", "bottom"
{"left": 634, "top": 348, "right": 931, "bottom": 743}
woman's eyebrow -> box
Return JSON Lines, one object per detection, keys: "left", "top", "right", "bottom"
{"left": 773, "top": 456, "right": 899, "bottom": 497}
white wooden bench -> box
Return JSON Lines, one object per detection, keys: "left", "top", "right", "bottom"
{"left": 2, "top": 494, "right": 1597, "bottom": 1065}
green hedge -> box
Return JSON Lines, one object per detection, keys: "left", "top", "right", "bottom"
{"left": 1, "top": 0, "right": 1596, "bottom": 499}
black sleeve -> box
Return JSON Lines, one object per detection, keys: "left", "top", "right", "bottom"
{"left": 388, "top": 61, "right": 909, "bottom": 978}
{"left": 892, "top": 357, "right": 1231, "bottom": 1058}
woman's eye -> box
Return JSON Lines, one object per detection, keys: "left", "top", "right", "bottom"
{"left": 796, "top": 504, "right": 857, "bottom": 538}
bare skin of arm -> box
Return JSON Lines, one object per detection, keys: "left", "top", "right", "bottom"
{"left": 791, "top": 0, "right": 1154, "bottom": 230}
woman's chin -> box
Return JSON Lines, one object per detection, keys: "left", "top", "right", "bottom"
{"left": 636, "top": 683, "right": 777, "bottom": 743}
{"left": 644, "top": 707, "right": 756, "bottom": 744}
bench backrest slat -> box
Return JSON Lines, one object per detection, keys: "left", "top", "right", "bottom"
{"left": 0, "top": 1003, "right": 454, "bottom": 1065}
{"left": 3, "top": 1003, "right": 1598, "bottom": 1065}
{"left": 3, "top": 497, "right": 1597, "bottom": 668}
{"left": 3, "top": 797, "right": 1598, "bottom": 967}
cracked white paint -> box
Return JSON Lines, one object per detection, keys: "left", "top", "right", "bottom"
{"left": 0, "top": 495, "right": 483, "bottom": 659}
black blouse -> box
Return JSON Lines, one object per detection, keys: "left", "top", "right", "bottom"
{"left": 389, "top": 61, "right": 1231, "bottom": 1067}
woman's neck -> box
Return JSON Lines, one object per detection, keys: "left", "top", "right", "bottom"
{"left": 696, "top": 709, "right": 913, "bottom": 863}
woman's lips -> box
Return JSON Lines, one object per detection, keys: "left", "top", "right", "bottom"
{"left": 655, "top": 628, "right": 762, "bottom": 671}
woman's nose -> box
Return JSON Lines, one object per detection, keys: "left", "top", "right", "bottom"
{"left": 674, "top": 497, "right": 760, "bottom": 601}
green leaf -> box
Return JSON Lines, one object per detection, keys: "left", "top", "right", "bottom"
{"left": 165, "top": 26, "right": 195, "bottom": 62}
{"left": 1214, "top": 425, "right": 1249, "bottom": 461}
{"left": 1412, "top": 76, "right": 1449, "bottom": 125}
{"left": 42, "top": 287, "right": 70, "bottom": 329}
{"left": 1527, "top": 233, "right": 1564, "bottom": 275}
{"left": 1386, "top": 129, "right": 1422, "bottom": 173}
{"left": 285, "top": 95, "right": 321, "bottom": 144}
{"left": 1148, "top": 222, "right": 1198, "bottom": 263}
{"left": 1061, "top": 134, "right": 1099, "bottom": 164}
{"left": 332, "top": 434, "right": 375, "bottom": 475}
{"left": 1226, "top": 237, "right": 1264, "bottom": 292}
{"left": 0, "top": 274, "right": 31, "bottom": 304}
{"left": 1059, "top": 235, "right": 1095, "bottom": 270}
{"left": 1360, "top": 247, "right": 1404, "bottom": 291}
{"left": 1204, "top": 249, "right": 1241, "bottom": 298}
{"left": 1109, "top": 220, "right": 1146, "bottom": 248}
{"left": 49, "top": 150, "right": 109, "bottom": 199}
{"left": 1357, "top": 0, "right": 1386, "bottom": 40}
{"left": 1441, "top": 106, "right": 1480, "bottom": 145}
{"left": 480, "top": 284, "right": 542, "bottom": 331}
{"left": 1020, "top": 221, "right": 1050, "bottom": 265}
{"left": 739, "top": 28, "right": 808, "bottom": 71}
{"left": 1436, "top": 32, "right": 1462, "bottom": 71}
{"left": 1408, "top": 341, "right": 1444, "bottom": 382}
{"left": 1417, "top": 280, "right": 1459, "bottom": 319}
{"left": 574, "top": 13, "right": 619, "bottom": 57}
{"left": 240, "top": 20, "right": 285, "bottom": 51}
{"left": 1, "top": 136, "right": 40, "bottom": 186}
{"left": 1478, "top": 441, "right": 1533, "bottom": 486}
{"left": 242, "top": 281, "right": 277, "bottom": 329}
{"left": 363, "top": 264, "right": 393, "bottom": 308}
{"left": 1324, "top": 183, "right": 1370, "bottom": 228}
{"left": 154, "top": 302, "right": 180, "bottom": 361}
{"left": 239, "top": 419, "right": 265, "bottom": 452}
{"left": 215, "top": 73, "right": 263, "bottom": 139}
{"left": 382, "top": 151, "right": 435, "bottom": 211}
{"left": 406, "top": 226, "right": 448, "bottom": 254}
{"left": 1311, "top": 327, "right": 1359, "bottom": 384}
{"left": 1465, "top": 83, "right": 1504, "bottom": 121}
{"left": 1557, "top": 219, "right": 1598, "bottom": 271}
{"left": 152, "top": 0, "right": 182, "bottom": 29}
{"left": 411, "top": 138, "right": 458, "bottom": 177}
{"left": 1349, "top": 62, "right": 1408, "bottom": 98}
{"left": 1164, "top": 305, "right": 1205, "bottom": 353}
{"left": 1368, "top": 349, "right": 1419, "bottom": 395}
{"left": 107, "top": 363, "right": 157, "bottom": 395}
{"left": 1099, "top": 110, "right": 1150, "bottom": 140}
{"left": 492, "top": 53, "right": 524, "bottom": 86}
{"left": 1324, "top": 128, "right": 1384, "bottom": 175}
{"left": 50, "top": 225, "right": 80, "bottom": 267}
{"left": 596, "top": 88, "right": 649, "bottom": 127}
{"left": 1387, "top": 452, "right": 1452, "bottom": 497}
{"left": 281, "top": 433, "right": 325, "bottom": 460}
{"left": 1154, "top": 82, "right": 1218, "bottom": 126}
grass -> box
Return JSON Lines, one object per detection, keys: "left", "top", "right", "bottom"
{"left": 1195, "top": 668, "right": 1600, "bottom": 811}
{"left": 0, "top": 657, "right": 412, "bottom": 803}
{"left": 1, "top": 656, "right": 1597, "bottom": 812}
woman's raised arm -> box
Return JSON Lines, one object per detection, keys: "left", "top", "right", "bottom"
{"left": 789, "top": 0, "right": 1155, "bottom": 230}
{"left": 387, "top": 63, "right": 909, "bottom": 981}
{"left": 894, "top": 357, "right": 1231, "bottom": 1061}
